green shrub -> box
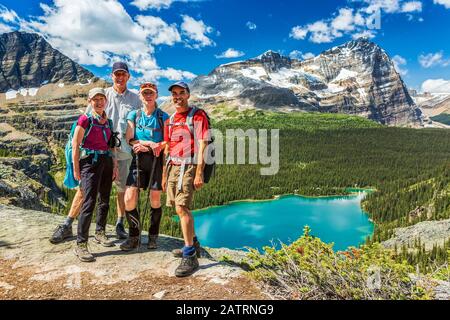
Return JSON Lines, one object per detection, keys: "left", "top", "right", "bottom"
{"left": 246, "top": 226, "right": 431, "bottom": 300}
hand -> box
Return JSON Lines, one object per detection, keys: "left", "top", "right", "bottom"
{"left": 74, "top": 167, "right": 81, "bottom": 181}
{"left": 133, "top": 142, "right": 149, "bottom": 154}
{"left": 194, "top": 173, "right": 204, "bottom": 191}
{"left": 150, "top": 142, "right": 163, "bottom": 157}
{"left": 162, "top": 175, "right": 167, "bottom": 193}
{"left": 112, "top": 166, "right": 119, "bottom": 181}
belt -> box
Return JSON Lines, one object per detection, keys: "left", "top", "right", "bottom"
{"left": 166, "top": 156, "right": 196, "bottom": 191}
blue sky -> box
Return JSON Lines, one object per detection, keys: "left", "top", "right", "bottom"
{"left": 1, "top": 0, "right": 450, "bottom": 94}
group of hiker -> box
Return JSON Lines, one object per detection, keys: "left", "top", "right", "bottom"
{"left": 49, "top": 62, "right": 210, "bottom": 278}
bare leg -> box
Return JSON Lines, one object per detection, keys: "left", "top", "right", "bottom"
{"left": 68, "top": 188, "right": 83, "bottom": 218}
{"left": 150, "top": 190, "right": 161, "bottom": 208}
{"left": 124, "top": 187, "right": 139, "bottom": 211}
{"left": 176, "top": 205, "right": 194, "bottom": 247}
{"left": 117, "top": 191, "right": 126, "bottom": 218}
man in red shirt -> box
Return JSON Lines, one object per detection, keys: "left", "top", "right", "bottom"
{"left": 162, "top": 81, "right": 209, "bottom": 277}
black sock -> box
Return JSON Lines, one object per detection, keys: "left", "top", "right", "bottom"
{"left": 125, "top": 209, "right": 140, "bottom": 237}
{"left": 193, "top": 236, "right": 198, "bottom": 243}
{"left": 149, "top": 207, "right": 162, "bottom": 236}
{"left": 63, "top": 217, "right": 74, "bottom": 227}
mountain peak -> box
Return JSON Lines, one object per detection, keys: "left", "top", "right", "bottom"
{"left": 0, "top": 31, "right": 94, "bottom": 92}
{"left": 259, "top": 50, "right": 281, "bottom": 57}
{"left": 251, "top": 50, "right": 291, "bottom": 72}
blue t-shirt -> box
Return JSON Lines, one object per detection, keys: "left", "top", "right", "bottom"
{"left": 127, "top": 108, "right": 169, "bottom": 143}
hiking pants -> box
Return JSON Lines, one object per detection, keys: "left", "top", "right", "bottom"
{"left": 77, "top": 154, "right": 113, "bottom": 244}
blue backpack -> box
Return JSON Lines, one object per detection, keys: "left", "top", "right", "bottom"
{"left": 63, "top": 114, "right": 114, "bottom": 189}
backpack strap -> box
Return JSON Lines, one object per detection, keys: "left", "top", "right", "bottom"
{"left": 135, "top": 108, "right": 165, "bottom": 136}
{"left": 81, "top": 115, "right": 94, "bottom": 147}
{"left": 81, "top": 115, "right": 111, "bottom": 147}
{"left": 168, "top": 112, "right": 177, "bottom": 140}
{"left": 156, "top": 108, "right": 165, "bottom": 132}
{"left": 186, "top": 107, "right": 199, "bottom": 136}
{"left": 135, "top": 109, "right": 142, "bottom": 128}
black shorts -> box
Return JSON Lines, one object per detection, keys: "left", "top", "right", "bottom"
{"left": 126, "top": 152, "right": 163, "bottom": 191}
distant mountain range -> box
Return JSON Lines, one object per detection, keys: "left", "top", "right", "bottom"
{"left": 191, "top": 38, "right": 423, "bottom": 127}
{"left": 0, "top": 31, "right": 424, "bottom": 126}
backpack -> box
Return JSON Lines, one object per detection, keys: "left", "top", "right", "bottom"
{"left": 167, "top": 107, "right": 215, "bottom": 184}
{"left": 63, "top": 114, "right": 115, "bottom": 189}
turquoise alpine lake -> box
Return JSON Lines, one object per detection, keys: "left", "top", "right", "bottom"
{"left": 192, "top": 193, "right": 374, "bottom": 252}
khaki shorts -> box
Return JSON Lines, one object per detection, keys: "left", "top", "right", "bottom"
{"left": 115, "top": 158, "right": 132, "bottom": 193}
{"left": 166, "top": 164, "right": 197, "bottom": 210}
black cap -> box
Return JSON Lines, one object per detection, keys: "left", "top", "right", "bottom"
{"left": 168, "top": 81, "right": 190, "bottom": 93}
{"left": 112, "top": 61, "right": 129, "bottom": 74}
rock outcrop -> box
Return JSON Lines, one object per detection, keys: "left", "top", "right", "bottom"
{"left": 0, "top": 205, "right": 263, "bottom": 300}
{"left": 382, "top": 219, "right": 450, "bottom": 251}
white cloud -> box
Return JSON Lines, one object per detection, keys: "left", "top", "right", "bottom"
{"left": 131, "top": 0, "right": 174, "bottom": 10}
{"left": 289, "top": 50, "right": 315, "bottom": 60}
{"left": 352, "top": 29, "right": 376, "bottom": 39}
{"left": 130, "top": 0, "right": 205, "bottom": 11}
{"left": 181, "top": 15, "right": 215, "bottom": 49}
{"left": 1, "top": 1, "right": 197, "bottom": 83}
{"left": 401, "top": 1, "right": 422, "bottom": 12}
{"left": 289, "top": 25, "right": 308, "bottom": 40}
{"left": 22, "top": 0, "right": 155, "bottom": 68}
{"left": 308, "top": 21, "right": 335, "bottom": 43}
{"left": 433, "top": 0, "right": 450, "bottom": 9}
{"left": 0, "top": 5, "right": 20, "bottom": 23}
{"left": 0, "top": 22, "right": 12, "bottom": 33}
{"left": 0, "top": 5, "right": 21, "bottom": 33}
{"left": 331, "top": 8, "right": 355, "bottom": 32}
{"left": 363, "top": 0, "right": 401, "bottom": 14}
{"left": 135, "top": 15, "right": 181, "bottom": 46}
{"left": 246, "top": 21, "right": 257, "bottom": 30}
{"left": 392, "top": 55, "right": 408, "bottom": 76}
{"left": 142, "top": 68, "right": 196, "bottom": 81}
{"left": 419, "top": 52, "right": 450, "bottom": 68}
{"left": 290, "top": 1, "right": 423, "bottom": 43}
{"left": 421, "top": 79, "right": 450, "bottom": 93}
{"left": 215, "top": 48, "right": 245, "bottom": 59}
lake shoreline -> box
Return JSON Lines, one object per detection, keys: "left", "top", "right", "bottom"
{"left": 193, "top": 187, "right": 377, "bottom": 214}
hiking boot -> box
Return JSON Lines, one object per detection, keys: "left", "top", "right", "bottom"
{"left": 94, "top": 231, "right": 114, "bottom": 247}
{"left": 147, "top": 235, "right": 158, "bottom": 250}
{"left": 172, "top": 240, "right": 201, "bottom": 258}
{"left": 175, "top": 253, "right": 199, "bottom": 277}
{"left": 119, "top": 236, "right": 140, "bottom": 251}
{"left": 74, "top": 243, "right": 95, "bottom": 262}
{"left": 49, "top": 224, "right": 73, "bottom": 244}
{"left": 115, "top": 223, "right": 128, "bottom": 240}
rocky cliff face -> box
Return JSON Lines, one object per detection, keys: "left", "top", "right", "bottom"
{"left": 0, "top": 84, "right": 107, "bottom": 210}
{"left": 382, "top": 219, "right": 450, "bottom": 251}
{"left": 191, "top": 38, "right": 423, "bottom": 127}
{"left": 0, "top": 31, "right": 94, "bottom": 92}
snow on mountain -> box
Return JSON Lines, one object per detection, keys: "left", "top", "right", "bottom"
{"left": 191, "top": 38, "right": 423, "bottom": 127}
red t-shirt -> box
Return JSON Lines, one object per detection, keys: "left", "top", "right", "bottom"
{"left": 77, "top": 115, "right": 112, "bottom": 151}
{"left": 164, "top": 108, "right": 209, "bottom": 164}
